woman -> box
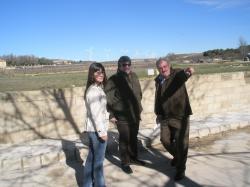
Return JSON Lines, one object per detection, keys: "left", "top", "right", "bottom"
{"left": 83, "top": 63, "right": 109, "bottom": 187}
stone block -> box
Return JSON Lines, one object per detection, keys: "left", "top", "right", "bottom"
{"left": 22, "top": 155, "right": 41, "bottom": 169}
{"left": 230, "top": 122, "right": 240, "bottom": 130}
{"left": 209, "top": 126, "right": 221, "bottom": 134}
{"left": 220, "top": 124, "right": 231, "bottom": 132}
{"left": 206, "top": 103, "right": 220, "bottom": 113}
{"left": 232, "top": 72, "right": 244, "bottom": 80}
{"left": 223, "top": 81, "right": 240, "bottom": 88}
{"left": 189, "top": 91, "right": 206, "bottom": 100}
{"left": 244, "top": 71, "right": 250, "bottom": 78}
{"left": 221, "top": 73, "right": 232, "bottom": 81}
{"left": 244, "top": 77, "right": 250, "bottom": 84}
{"left": 206, "top": 89, "right": 221, "bottom": 97}
{"left": 1, "top": 158, "right": 21, "bottom": 171}
{"left": 141, "top": 113, "right": 156, "bottom": 124}
{"left": 239, "top": 121, "right": 249, "bottom": 128}
{"left": 198, "top": 128, "right": 210, "bottom": 138}
{"left": 220, "top": 101, "right": 232, "bottom": 109}
{"left": 58, "top": 151, "right": 67, "bottom": 163}
{"left": 189, "top": 129, "right": 199, "bottom": 139}
{"left": 10, "top": 130, "right": 40, "bottom": 144}
{"left": 41, "top": 152, "right": 60, "bottom": 166}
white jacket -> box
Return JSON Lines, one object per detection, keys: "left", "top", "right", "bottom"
{"left": 85, "top": 84, "right": 109, "bottom": 137}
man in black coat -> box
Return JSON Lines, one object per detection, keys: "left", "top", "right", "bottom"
{"left": 154, "top": 57, "right": 194, "bottom": 181}
{"left": 105, "top": 56, "right": 145, "bottom": 174}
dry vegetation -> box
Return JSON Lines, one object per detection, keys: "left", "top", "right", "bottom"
{"left": 1, "top": 60, "right": 250, "bottom": 92}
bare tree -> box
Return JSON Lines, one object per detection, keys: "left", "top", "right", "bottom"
{"left": 166, "top": 53, "right": 177, "bottom": 61}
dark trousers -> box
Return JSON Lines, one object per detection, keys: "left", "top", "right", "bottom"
{"left": 116, "top": 120, "right": 139, "bottom": 165}
{"left": 160, "top": 117, "right": 190, "bottom": 172}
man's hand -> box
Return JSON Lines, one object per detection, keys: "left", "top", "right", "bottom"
{"left": 156, "top": 115, "right": 162, "bottom": 124}
{"left": 110, "top": 117, "right": 117, "bottom": 124}
{"left": 185, "top": 67, "right": 195, "bottom": 76}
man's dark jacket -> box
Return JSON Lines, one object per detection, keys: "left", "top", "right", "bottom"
{"left": 154, "top": 68, "right": 192, "bottom": 120}
{"left": 105, "top": 71, "right": 143, "bottom": 123}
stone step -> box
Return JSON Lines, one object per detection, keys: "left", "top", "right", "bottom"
{"left": 0, "top": 110, "right": 250, "bottom": 172}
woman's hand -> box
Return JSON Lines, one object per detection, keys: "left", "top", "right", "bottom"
{"left": 100, "top": 135, "right": 108, "bottom": 141}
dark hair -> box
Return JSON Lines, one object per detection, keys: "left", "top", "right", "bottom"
{"left": 84, "top": 63, "right": 107, "bottom": 100}
{"left": 118, "top": 56, "right": 131, "bottom": 67}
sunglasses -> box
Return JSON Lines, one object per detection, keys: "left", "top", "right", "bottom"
{"left": 94, "top": 71, "right": 104, "bottom": 75}
{"left": 122, "top": 63, "right": 131, "bottom": 67}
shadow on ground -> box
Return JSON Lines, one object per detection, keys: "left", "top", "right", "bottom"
{"left": 106, "top": 131, "right": 202, "bottom": 187}
{"left": 62, "top": 139, "right": 84, "bottom": 187}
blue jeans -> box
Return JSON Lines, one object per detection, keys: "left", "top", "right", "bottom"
{"left": 83, "top": 132, "right": 107, "bottom": 187}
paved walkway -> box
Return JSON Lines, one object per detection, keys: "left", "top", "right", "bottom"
{"left": 1, "top": 109, "right": 250, "bottom": 170}
{"left": 141, "top": 108, "right": 250, "bottom": 146}
{"left": 0, "top": 109, "right": 250, "bottom": 186}
{"left": 1, "top": 127, "right": 250, "bottom": 187}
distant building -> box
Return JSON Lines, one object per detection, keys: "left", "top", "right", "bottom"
{"left": 213, "top": 58, "right": 223, "bottom": 62}
{"left": 0, "top": 59, "right": 6, "bottom": 68}
{"left": 183, "top": 60, "right": 191, "bottom": 63}
{"left": 53, "top": 59, "right": 72, "bottom": 65}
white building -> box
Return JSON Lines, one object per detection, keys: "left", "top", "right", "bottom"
{"left": 0, "top": 59, "right": 6, "bottom": 68}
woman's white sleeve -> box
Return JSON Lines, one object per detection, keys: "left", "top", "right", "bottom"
{"left": 86, "top": 89, "right": 107, "bottom": 137}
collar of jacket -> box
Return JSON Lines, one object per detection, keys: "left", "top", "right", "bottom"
{"left": 155, "top": 68, "right": 175, "bottom": 83}
{"left": 117, "top": 69, "right": 131, "bottom": 77}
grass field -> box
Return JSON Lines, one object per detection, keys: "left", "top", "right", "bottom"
{"left": 1, "top": 61, "right": 250, "bottom": 92}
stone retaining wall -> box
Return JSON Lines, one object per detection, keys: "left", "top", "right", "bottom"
{"left": 1, "top": 72, "right": 250, "bottom": 143}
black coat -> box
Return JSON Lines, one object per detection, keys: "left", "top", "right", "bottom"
{"left": 105, "top": 71, "right": 143, "bottom": 123}
{"left": 154, "top": 68, "right": 192, "bottom": 119}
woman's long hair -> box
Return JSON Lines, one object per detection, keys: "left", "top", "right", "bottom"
{"left": 84, "top": 63, "right": 107, "bottom": 100}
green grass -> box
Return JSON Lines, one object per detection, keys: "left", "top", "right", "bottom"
{"left": 173, "top": 61, "right": 250, "bottom": 74}
{"left": 0, "top": 72, "right": 87, "bottom": 92}
{"left": 1, "top": 61, "right": 250, "bottom": 92}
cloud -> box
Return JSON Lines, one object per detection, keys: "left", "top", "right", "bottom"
{"left": 187, "top": 0, "right": 250, "bottom": 9}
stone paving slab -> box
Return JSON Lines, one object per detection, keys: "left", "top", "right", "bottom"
{"left": 1, "top": 128, "right": 249, "bottom": 187}
{"left": 0, "top": 109, "right": 250, "bottom": 172}
{"left": 141, "top": 108, "right": 250, "bottom": 145}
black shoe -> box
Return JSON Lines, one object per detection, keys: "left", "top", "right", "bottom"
{"left": 121, "top": 164, "right": 133, "bottom": 174}
{"left": 171, "top": 159, "right": 176, "bottom": 167}
{"left": 174, "top": 171, "right": 185, "bottom": 181}
{"left": 145, "top": 138, "right": 152, "bottom": 148}
{"left": 131, "top": 158, "right": 146, "bottom": 166}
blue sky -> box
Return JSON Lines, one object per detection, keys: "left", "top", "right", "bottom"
{"left": 1, "top": 0, "right": 250, "bottom": 61}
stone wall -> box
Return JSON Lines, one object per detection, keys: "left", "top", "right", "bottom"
{"left": 1, "top": 72, "right": 250, "bottom": 144}
{"left": 141, "top": 71, "right": 250, "bottom": 125}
